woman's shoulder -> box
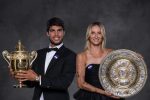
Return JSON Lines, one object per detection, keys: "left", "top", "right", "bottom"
{"left": 76, "top": 50, "right": 87, "bottom": 66}
{"left": 105, "top": 48, "right": 113, "bottom": 53}
{"left": 77, "top": 49, "right": 87, "bottom": 55}
{"left": 77, "top": 50, "right": 87, "bottom": 59}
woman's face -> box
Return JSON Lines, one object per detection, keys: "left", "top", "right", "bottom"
{"left": 88, "top": 25, "right": 103, "bottom": 46}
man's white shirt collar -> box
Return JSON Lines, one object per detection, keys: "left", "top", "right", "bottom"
{"left": 49, "top": 42, "right": 63, "bottom": 49}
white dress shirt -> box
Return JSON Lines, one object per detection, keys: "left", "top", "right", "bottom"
{"left": 40, "top": 43, "right": 63, "bottom": 100}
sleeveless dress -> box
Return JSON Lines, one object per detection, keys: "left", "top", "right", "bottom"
{"left": 74, "top": 64, "right": 124, "bottom": 100}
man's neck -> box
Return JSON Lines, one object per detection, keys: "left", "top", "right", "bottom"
{"left": 49, "top": 42, "right": 63, "bottom": 49}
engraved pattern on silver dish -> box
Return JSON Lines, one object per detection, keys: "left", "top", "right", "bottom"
{"left": 99, "top": 49, "right": 147, "bottom": 98}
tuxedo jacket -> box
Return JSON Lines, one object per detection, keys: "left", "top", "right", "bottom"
{"left": 25, "top": 45, "right": 76, "bottom": 100}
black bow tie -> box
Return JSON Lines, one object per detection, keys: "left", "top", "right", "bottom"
{"left": 46, "top": 48, "right": 58, "bottom": 52}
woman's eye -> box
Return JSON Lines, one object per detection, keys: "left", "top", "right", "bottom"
{"left": 91, "top": 32, "right": 95, "bottom": 34}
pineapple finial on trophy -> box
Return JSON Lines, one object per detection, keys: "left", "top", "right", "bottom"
{"left": 16, "top": 40, "right": 25, "bottom": 51}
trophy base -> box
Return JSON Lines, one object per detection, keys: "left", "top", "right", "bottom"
{"left": 13, "top": 84, "right": 27, "bottom": 88}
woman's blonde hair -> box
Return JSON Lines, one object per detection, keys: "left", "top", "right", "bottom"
{"left": 85, "top": 22, "right": 106, "bottom": 50}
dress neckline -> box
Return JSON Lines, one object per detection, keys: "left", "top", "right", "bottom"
{"left": 86, "top": 64, "right": 100, "bottom": 69}
{"left": 86, "top": 64, "right": 100, "bottom": 66}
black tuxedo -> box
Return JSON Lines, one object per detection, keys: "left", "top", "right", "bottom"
{"left": 25, "top": 45, "right": 76, "bottom": 100}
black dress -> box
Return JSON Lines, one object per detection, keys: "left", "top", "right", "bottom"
{"left": 74, "top": 64, "right": 124, "bottom": 100}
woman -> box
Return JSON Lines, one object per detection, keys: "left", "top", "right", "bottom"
{"left": 74, "top": 22, "right": 124, "bottom": 100}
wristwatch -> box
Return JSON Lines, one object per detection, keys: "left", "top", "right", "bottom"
{"left": 35, "top": 76, "right": 40, "bottom": 82}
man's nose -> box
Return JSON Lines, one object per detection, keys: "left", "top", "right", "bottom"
{"left": 54, "top": 31, "right": 59, "bottom": 35}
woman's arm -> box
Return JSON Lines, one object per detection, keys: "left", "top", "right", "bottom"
{"left": 76, "top": 53, "right": 120, "bottom": 99}
{"left": 76, "top": 53, "right": 105, "bottom": 94}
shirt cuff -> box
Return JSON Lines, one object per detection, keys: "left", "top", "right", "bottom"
{"left": 39, "top": 75, "right": 41, "bottom": 85}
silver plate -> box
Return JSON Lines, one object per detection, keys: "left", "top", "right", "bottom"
{"left": 99, "top": 49, "right": 147, "bottom": 98}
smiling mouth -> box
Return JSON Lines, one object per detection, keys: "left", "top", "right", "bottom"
{"left": 54, "top": 37, "right": 60, "bottom": 40}
{"left": 93, "top": 39, "right": 100, "bottom": 41}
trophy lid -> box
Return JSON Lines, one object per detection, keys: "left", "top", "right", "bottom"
{"left": 15, "top": 40, "right": 25, "bottom": 51}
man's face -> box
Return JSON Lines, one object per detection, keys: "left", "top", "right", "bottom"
{"left": 47, "top": 25, "right": 64, "bottom": 47}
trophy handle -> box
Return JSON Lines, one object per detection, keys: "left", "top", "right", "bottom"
{"left": 2, "top": 50, "right": 11, "bottom": 66}
{"left": 29, "top": 51, "right": 37, "bottom": 67}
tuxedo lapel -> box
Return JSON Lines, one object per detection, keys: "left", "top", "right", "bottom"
{"left": 40, "top": 50, "right": 47, "bottom": 75}
{"left": 45, "top": 46, "right": 65, "bottom": 74}
{"left": 36, "top": 48, "right": 49, "bottom": 75}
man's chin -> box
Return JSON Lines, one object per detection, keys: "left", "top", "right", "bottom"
{"left": 50, "top": 41, "right": 62, "bottom": 46}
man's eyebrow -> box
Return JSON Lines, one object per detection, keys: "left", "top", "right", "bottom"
{"left": 58, "top": 28, "right": 63, "bottom": 30}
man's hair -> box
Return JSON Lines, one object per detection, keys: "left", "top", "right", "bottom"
{"left": 46, "top": 17, "right": 65, "bottom": 32}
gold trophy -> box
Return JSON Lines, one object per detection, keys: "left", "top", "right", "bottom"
{"left": 2, "top": 40, "right": 37, "bottom": 88}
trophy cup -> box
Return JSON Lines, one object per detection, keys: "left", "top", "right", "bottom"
{"left": 2, "top": 40, "right": 37, "bottom": 88}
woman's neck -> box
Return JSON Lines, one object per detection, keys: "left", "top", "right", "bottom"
{"left": 88, "top": 45, "right": 105, "bottom": 58}
{"left": 89, "top": 44, "right": 104, "bottom": 52}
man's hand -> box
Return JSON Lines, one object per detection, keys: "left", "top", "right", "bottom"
{"left": 15, "top": 69, "right": 38, "bottom": 82}
{"left": 8, "top": 66, "right": 15, "bottom": 78}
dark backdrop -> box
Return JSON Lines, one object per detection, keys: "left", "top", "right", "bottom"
{"left": 0, "top": 0, "right": 150, "bottom": 100}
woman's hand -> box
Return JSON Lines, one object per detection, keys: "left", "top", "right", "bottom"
{"left": 136, "top": 52, "right": 144, "bottom": 59}
{"left": 103, "top": 91, "right": 120, "bottom": 99}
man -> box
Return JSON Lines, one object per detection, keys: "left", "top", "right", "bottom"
{"left": 15, "top": 17, "right": 76, "bottom": 100}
